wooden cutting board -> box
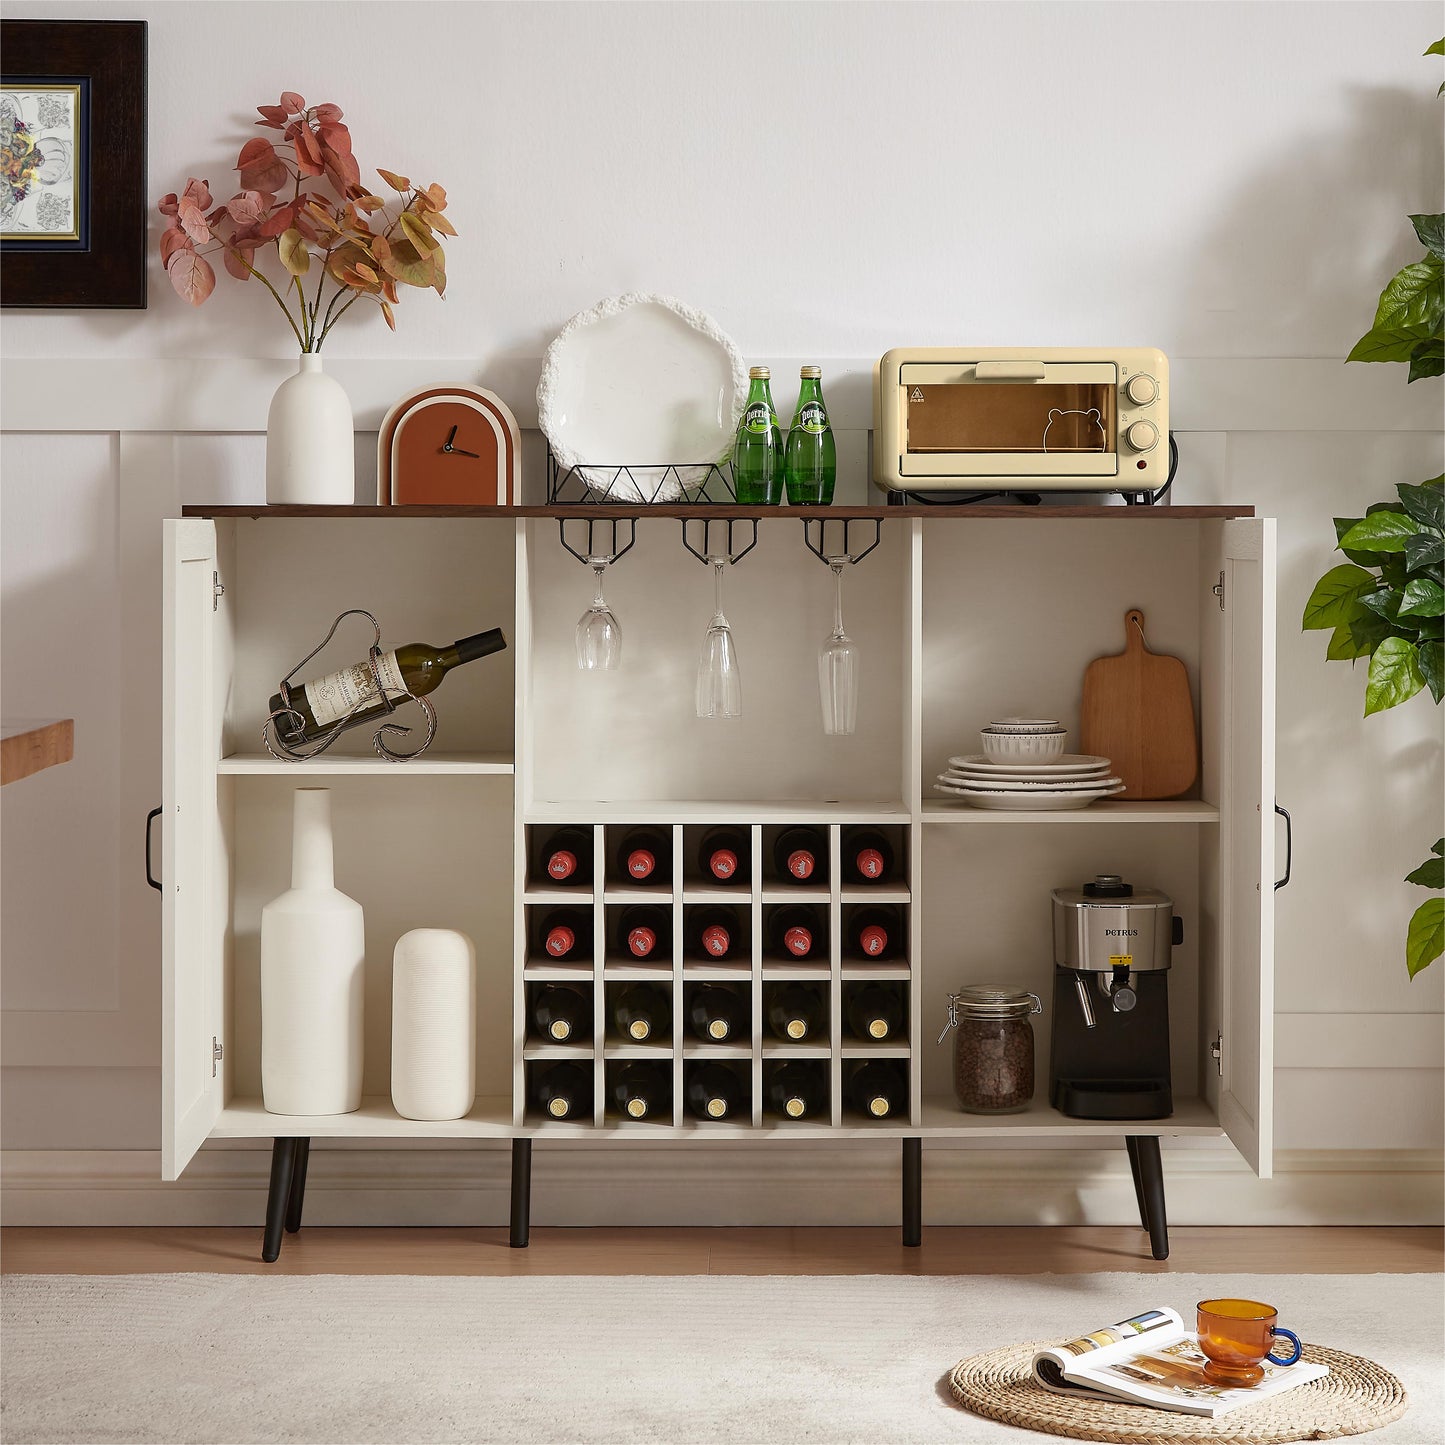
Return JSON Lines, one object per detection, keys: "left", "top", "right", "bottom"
{"left": 1080, "top": 609, "right": 1197, "bottom": 799}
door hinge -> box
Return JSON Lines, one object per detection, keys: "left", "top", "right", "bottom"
{"left": 1210, "top": 1034, "right": 1223, "bottom": 1074}
{"left": 211, "top": 1036, "right": 224, "bottom": 1077}
{"left": 1211, "top": 571, "right": 1225, "bottom": 610}
{"left": 213, "top": 571, "right": 225, "bottom": 611}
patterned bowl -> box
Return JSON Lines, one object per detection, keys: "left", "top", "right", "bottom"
{"left": 980, "top": 730, "right": 1068, "bottom": 760}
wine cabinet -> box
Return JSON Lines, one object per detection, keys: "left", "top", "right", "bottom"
{"left": 162, "top": 507, "right": 1277, "bottom": 1261}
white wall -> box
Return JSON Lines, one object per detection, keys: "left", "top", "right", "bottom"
{"left": 3, "top": 1, "right": 1442, "bottom": 1218}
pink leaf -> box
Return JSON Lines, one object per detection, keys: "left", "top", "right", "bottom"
{"left": 158, "top": 226, "right": 190, "bottom": 264}
{"left": 226, "top": 190, "right": 267, "bottom": 226}
{"left": 293, "top": 126, "right": 323, "bottom": 177}
{"left": 178, "top": 199, "right": 211, "bottom": 244}
{"left": 157, "top": 191, "right": 179, "bottom": 217}
{"left": 222, "top": 243, "right": 258, "bottom": 282}
{"left": 182, "top": 177, "right": 213, "bottom": 211}
{"left": 257, "top": 201, "right": 297, "bottom": 239}
{"left": 166, "top": 248, "right": 216, "bottom": 306}
{"left": 279, "top": 91, "right": 305, "bottom": 113}
{"left": 322, "top": 145, "right": 360, "bottom": 192}
{"left": 312, "top": 102, "right": 343, "bottom": 125}
{"left": 256, "top": 104, "right": 288, "bottom": 126}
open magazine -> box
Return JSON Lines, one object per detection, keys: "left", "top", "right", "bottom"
{"left": 1032, "top": 1307, "right": 1328, "bottom": 1418}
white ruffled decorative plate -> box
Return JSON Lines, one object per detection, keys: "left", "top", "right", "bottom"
{"left": 536, "top": 293, "right": 747, "bottom": 503}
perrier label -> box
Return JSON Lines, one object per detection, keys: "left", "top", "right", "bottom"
{"left": 784, "top": 366, "right": 836, "bottom": 506}
{"left": 732, "top": 366, "right": 785, "bottom": 505}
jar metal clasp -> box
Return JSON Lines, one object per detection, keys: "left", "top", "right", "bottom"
{"left": 938, "top": 990, "right": 1042, "bottom": 1044}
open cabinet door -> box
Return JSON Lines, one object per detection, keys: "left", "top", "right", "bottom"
{"left": 1218, "top": 518, "right": 1277, "bottom": 1178}
{"left": 161, "top": 519, "right": 225, "bottom": 1180}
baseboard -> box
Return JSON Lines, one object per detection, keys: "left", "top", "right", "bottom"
{"left": 3, "top": 1142, "right": 1440, "bottom": 1227}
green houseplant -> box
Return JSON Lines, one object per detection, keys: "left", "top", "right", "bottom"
{"left": 1302, "top": 38, "right": 1444, "bottom": 979}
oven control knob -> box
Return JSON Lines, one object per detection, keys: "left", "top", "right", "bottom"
{"left": 1125, "top": 374, "right": 1158, "bottom": 406}
{"left": 1125, "top": 420, "right": 1160, "bottom": 453}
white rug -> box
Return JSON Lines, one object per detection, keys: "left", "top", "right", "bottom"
{"left": 1, "top": 1273, "right": 1439, "bottom": 1445}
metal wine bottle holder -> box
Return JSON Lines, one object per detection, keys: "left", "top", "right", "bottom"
{"left": 263, "top": 609, "right": 437, "bottom": 764}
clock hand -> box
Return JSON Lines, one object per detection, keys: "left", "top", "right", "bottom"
{"left": 442, "top": 424, "right": 458, "bottom": 453}
{"left": 453, "top": 447, "right": 481, "bottom": 458}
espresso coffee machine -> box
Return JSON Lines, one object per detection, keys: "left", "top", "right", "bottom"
{"left": 1048, "top": 874, "right": 1181, "bottom": 1119}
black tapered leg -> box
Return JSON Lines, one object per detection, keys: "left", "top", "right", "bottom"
{"left": 1127, "top": 1135, "right": 1169, "bottom": 1260}
{"left": 510, "top": 1139, "right": 532, "bottom": 1248}
{"left": 262, "top": 1138, "right": 299, "bottom": 1263}
{"left": 902, "top": 1138, "right": 922, "bottom": 1248}
{"left": 1124, "top": 1135, "right": 1150, "bottom": 1232}
{"left": 284, "top": 1138, "right": 311, "bottom": 1234}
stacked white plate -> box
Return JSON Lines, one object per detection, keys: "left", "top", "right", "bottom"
{"left": 933, "top": 754, "right": 1125, "bottom": 811}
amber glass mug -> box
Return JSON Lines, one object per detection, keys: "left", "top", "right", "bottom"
{"left": 1197, "top": 1299, "right": 1303, "bottom": 1386}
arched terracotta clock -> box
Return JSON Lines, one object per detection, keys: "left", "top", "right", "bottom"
{"left": 377, "top": 385, "right": 522, "bottom": 505}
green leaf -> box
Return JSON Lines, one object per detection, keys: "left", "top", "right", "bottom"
{"left": 1409, "top": 338, "right": 1445, "bottom": 382}
{"left": 1333, "top": 516, "right": 1380, "bottom": 566}
{"left": 1348, "top": 324, "right": 1436, "bottom": 363}
{"left": 1434, "top": 839, "right": 1444, "bottom": 857}
{"left": 1426, "top": 37, "right": 1445, "bottom": 55}
{"left": 1349, "top": 609, "right": 1394, "bottom": 653}
{"left": 1340, "top": 511, "right": 1418, "bottom": 552}
{"left": 1406, "top": 897, "right": 1444, "bottom": 979}
{"left": 1400, "top": 576, "right": 1445, "bottom": 617}
{"left": 1301, "top": 564, "right": 1377, "bottom": 629}
{"left": 1358, "top": 587, "right": 1402, "bottom": 623}
{"left": 1365, "top": 636, "right": 1426, "bottom": 714}
{"left": 1405, "top": 532, "right": 1445, "bottom": 572}
{"left": 1398, "top": 479, "right": 1445, "bottom": 530}
{"left": 1413, "top": 214, "right": 1445, "bottom": 260}
{"left": 1372, "top": 258, "right": 1444, "bottom": 332}
{"left": 1419, "top": 637, "right": 1444, "bottom": 703}
{"left": 1326, "top": 621, "right": 1373, "bottom": 660}
{"left": 1416, "top": 615, "right": 1444, "bottom": 639}
{"left": 1407, "top": 856, "right": 1445, "bottom": 889}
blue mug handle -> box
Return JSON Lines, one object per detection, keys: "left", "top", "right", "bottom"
{"left": 1267, "top": 1327, "right": 1303, "bottom": 1366}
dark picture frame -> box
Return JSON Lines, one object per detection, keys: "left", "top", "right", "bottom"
{"left": 1, "top": 19, "right": 147, "bottom": 308}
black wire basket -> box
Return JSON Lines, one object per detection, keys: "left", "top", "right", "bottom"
{"left": 546, "top": 449, "right": 739, "bottom": 506}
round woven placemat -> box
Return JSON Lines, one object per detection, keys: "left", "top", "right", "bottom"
{"left": 948, "top": 1341, "right": 1408, "bottom": 1444}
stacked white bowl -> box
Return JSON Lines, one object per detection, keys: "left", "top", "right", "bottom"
{"left": 933, "top": 718, "right": 1124, "bottom": 811}
{"left": 979, "top": 717, "right": 1068, "bottom": 760}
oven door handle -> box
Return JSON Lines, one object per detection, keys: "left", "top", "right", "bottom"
{"left": 974, "top": 360, "right": 1047, "bottom": 381}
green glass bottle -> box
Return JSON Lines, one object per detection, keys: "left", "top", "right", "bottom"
{"left": 784, "top": 366, "right": 836, "bottom": 505}
{"left": 732, "top": 366, "right": 784, "bottom": 505}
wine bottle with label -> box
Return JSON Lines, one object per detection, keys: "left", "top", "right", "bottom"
{"left": 614, "top": 905, "right": 671, "bottom": 961}
{"left": 767, "top": 905, "right": 824, "bottom": 961}
{"left": 688, "top": 983, "right": 748, "bottom": 1043}
{"left": 686, "top": 905, "right": 742, "bottom": 960}
{"left": 845, "top": 982, "right": 904, "bottom": 1042}
{"left": 530, "top": 983, "right": 592, "bottom": 1043}
{"left": 536, "top": 827, "right": 593, "bottom": 887}
{"left": 765, "top": 981, "right": 827, "bottom": 1042}
{"left": 846, "top": 1059, "right": 907, "bottom": 1119}
{"left": 766, "top": 1061, "right": 828, "bottom": 1120}
{"left": 846, "top": 905, "right": 902, "bottom": 960}
{"left": 533, "top": 1060, "right": 592, "bottom": 1120}
{"left": 268, "top": 628, "right": 507, "bottom": 746}
{"left": 610, "top": 982, "right": 672, "bottom": 1043}
{"left": 772, "top": 827, "right": 827, "bottom": 884}
{"left": 843, "top": 828, "right": 896, "bottom": 884}
{"left": 533, "top": 907, "right": 592, "bottom": 962}
{"left": 686, "top": 1060, "right": 747, "bottom": 1121}
{"left": 610, "top": 1061, "right": 671, "bottom": 1121}
{"left": 696, "top": 827, "right": 750, "bottom": 885}
{"left": 612, "top": 827, "right": 672, "bottom": 886}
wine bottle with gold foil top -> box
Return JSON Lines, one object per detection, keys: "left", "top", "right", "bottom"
{"left": 534, "top": 1061, "right": 591, "bottom": 1120}
{"left": 610, "top": 1061, "right": 670, "bottom": 1121}
{"left": 847, "top": 1059, "right": 907, "bottom": 1119}
{"left": 686, "top": 1061, "right": 746, "bottom": 1120}
{"left": 767, "top": 1061, "right": 827, "bottom": 1120}
{"left": 784, "top": 366, "right": 836, "bottom": 505}
{"left": 268, "top": 627, "right": 507, "bottom": 746}
{"left": 732, "top": 367, "right": 785, "bottom": 505}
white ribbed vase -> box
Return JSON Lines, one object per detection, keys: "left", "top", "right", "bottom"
{"left": 260, "top": 789, "right": 365, "bottom": 1115}
{"left": 265, "top": 353, "right": 356, "bottom": 504}
{"left": 391, "top": 929, "right": 477, "bottom": 1121}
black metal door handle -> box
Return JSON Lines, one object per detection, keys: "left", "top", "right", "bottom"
{"left": 1274, "top": 804, "right": 1291, "bottom": 890}
{"left": 145, "top": 806, "right": 162, "bottom": 891}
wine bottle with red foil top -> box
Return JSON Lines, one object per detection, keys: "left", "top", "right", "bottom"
{"left": 767, "top": 1061, "right": 827, "bottom": 1119}
{"left": 686, "top": 905, "right": 742, "bottom": 960}
{"left": 688, "top": 983, "right": 748, "bottom": 1043}
{"left": 610, "top": 983, "right": 671, "bottom": 1043}
{"left": 530, "top": 984, "right": 591, "bottom": 1043}
{"left": 613, "top": 827, "right": 671, "bottom": 886}
{"left": 268, "top": 628, "right": 507, "bottom": 747}
{"left": 534, "top": 907, "right": 591, "bottom": 961}
{"left": 845, "top": 982, "right": 904, "bottom": 1042}
{"left": 847, "top": 906, "right": 901, "bottom": 960}
{"left": 697, "top": 827, "right": 750, "bottom": 885}
{"left": 614, "top": 905, "right": 670, "bottom": 961}
{"left": 766, "top": 981, "right": 826, "bottom": 1042}
{"left": 767, "top": 905, "right": 823, "bottom": 961}
{"left": 844, "top": 828, "right": 896, "bottom": 884}
{"left": 537, "top": 828, "right": 592, "bottom": 887}
{"left": 772, "top": 827, "right": 827, "bottom": 884}
{"left": 534, "top": 1060, "right": 592, "bottom": 1120}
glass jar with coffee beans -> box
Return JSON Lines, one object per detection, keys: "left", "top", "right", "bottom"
{"left": 938, "top": 986, "right": 1042, "bottom": 1115}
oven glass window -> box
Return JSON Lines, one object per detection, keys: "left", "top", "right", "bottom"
{"left": 905, "top": 383, "right": 1117, "bottom": 455}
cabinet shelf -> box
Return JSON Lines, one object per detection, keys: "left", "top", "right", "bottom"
{"left": 922, "top": 799, "right": 1220, "bottom": 824}
{"left": 211, "top": 1095, "right": 514, "bottom": 1139}
{"left": 528, "top": 801, "right": 910, "bottom": 825}
{"left": 217, "top": 751, "right": 514, "bottom": 776}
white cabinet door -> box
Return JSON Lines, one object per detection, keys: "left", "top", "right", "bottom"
{"left": 1218, "top": 518, "right": 1277, "bottom": 1178}
{"left": 161, "top": 519, "right": 225, "bottom": 1179}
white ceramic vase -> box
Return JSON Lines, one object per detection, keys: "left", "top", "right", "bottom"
{"left": 266, "top": 353, "right": 356, "bottom": 505}
{"left": 390, "top": 929, "right": 477, "bottom": 1121}
{"left": 261, "top": 788, "right": 365, "bottom": 1115}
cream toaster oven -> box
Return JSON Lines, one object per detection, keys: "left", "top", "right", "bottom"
{"left": 873, "top": 347, "right": 1168, "bottom": 493}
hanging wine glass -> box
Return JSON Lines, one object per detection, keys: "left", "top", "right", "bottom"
{"left": 819, "top": 560, "right": 859, "bottom": 735}
{"left": 576, "top": 558, "right": 622, "bottom": 670}
{"left": 695, "top": 558, "right": 741, "bottom": 718}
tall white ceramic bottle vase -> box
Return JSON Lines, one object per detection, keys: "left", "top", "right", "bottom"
{"left": 265, "top": 353, "right": 356, "bottom": 505}
{"left": 261, "top": 788, "right": 365, "bottom": 1115}
{"left": 391, "top": 929, "right": 477, "bottom": 1121}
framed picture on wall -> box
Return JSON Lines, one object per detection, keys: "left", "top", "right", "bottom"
{"left": 1, "top": 19, "right": 147, "bottom": 309}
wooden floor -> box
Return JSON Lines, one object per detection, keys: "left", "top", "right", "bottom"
{"left": 2, "top": 1226, "right": 1439, "bottom": 1277}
